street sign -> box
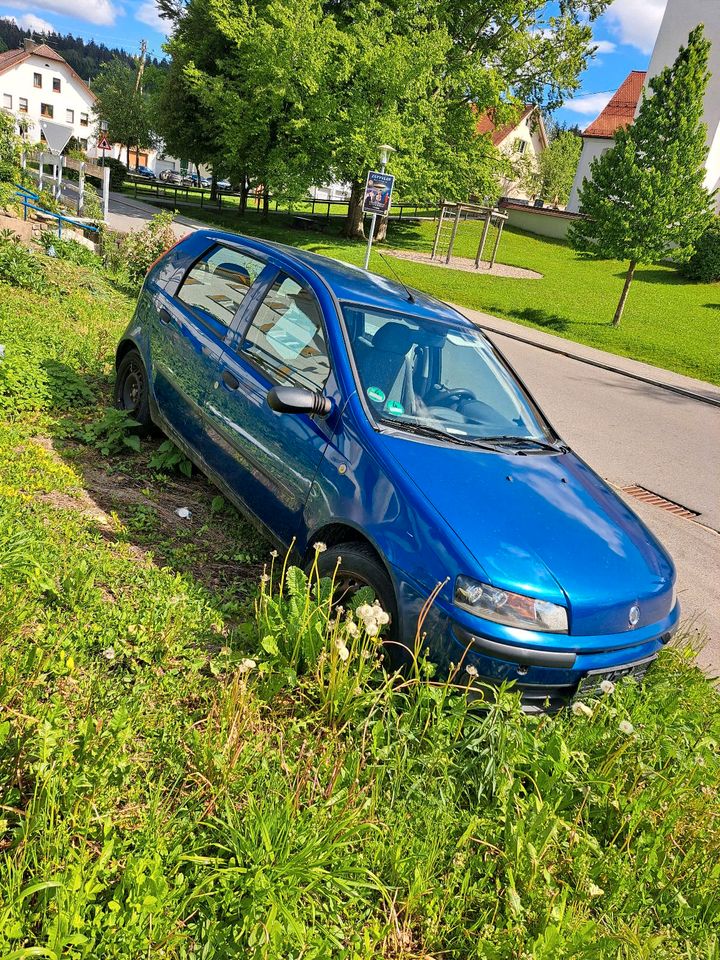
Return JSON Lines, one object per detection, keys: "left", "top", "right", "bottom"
{"left": 97, "top": 135, "right": 111, "bottom": 151}
{"left": 363, "top": 171, "right": 394, "bottom": 216}
{"left": 39, "top": 120, "right": 74, "bottom": 155}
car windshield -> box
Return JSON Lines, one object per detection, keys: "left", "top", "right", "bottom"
{"left": 342, "top": 304, "right": 553, "bottom": 446}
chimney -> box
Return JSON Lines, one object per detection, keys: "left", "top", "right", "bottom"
{"left": 23, "top": 39, "right": 38, "bottom": 54}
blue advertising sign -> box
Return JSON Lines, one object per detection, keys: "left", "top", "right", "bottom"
{"left": 363, "top": 171, "right": 395, "bottom": 216}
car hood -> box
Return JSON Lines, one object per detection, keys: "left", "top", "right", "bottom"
{"left": 380, "top": 435, "right": 675, "bottom": 636}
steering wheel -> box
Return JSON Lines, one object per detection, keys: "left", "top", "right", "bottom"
{"left": 435, "top": 388, "right": 477, "bottom": 408}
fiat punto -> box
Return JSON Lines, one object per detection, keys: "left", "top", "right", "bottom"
{"left": 115, "top": 229, "right": 679, "bottom": 709}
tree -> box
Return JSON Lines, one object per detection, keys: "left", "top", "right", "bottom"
{"left": 0, "top": 110, "right": 21, "bottom": 184}
{"left": 92, "top": 57, "right": 156, "bottom": 169}
{"left": 518, "top": 125, "right": 582, "bottom": 206}
{"left": 570, "top": 26, "right": 715, "bottom": 326}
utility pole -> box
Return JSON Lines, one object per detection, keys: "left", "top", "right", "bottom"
{"left": 132, "top": 40, "right": 147, "bottom": 171}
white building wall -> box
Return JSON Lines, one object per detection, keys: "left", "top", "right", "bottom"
{"left": 567, "top": 136, "right": 613, "bottom": 213}
{"left": 497, "top": 114, "right": 546, "bottom": 202}
{"left": 643, "top": 0, "right": 720, "bottom": 197}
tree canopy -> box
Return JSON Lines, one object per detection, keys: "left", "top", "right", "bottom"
{"left": 92, "top": 58, "right": 157, "bottom": 169}
{"left": 570, "top": 25, "right": 715, "bottom": 325}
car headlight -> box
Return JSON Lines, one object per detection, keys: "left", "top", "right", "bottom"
{"left": 454, "top": 576, "right": 568, "bottom": 633}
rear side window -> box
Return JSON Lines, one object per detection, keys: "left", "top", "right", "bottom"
{"left": 241, "top": 274, "right": 329, "bottom": 390}
{"left": 177, "top": 246, "right": 265, "bottom": 328}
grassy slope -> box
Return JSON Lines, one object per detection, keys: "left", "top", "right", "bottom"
{"left": 0, "top": 254, "right": 719, "bottom": 957}
{"left": 165, "top": 204, "right": 720, "bottom": 385}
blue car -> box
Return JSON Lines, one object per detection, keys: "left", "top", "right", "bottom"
{"left": 115, "top": 229, "right": 679, "bottom": 709}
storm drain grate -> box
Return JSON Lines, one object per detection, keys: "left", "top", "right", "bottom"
{"left": 621, "top": 485, "right": 700, "bottom": 520}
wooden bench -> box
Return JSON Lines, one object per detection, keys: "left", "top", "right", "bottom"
{"left": 292, "top": 215, "right": 327, "bottom": 232}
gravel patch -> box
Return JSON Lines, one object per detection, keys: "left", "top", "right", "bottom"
{"left": 388, "top": 249, "right": 543, "bottom": 280}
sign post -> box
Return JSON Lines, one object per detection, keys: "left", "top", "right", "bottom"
{"left": 362, "top": 144, "right": 395, "bottom": 270}
{"left": 98, "top": 121, "right": 110, "bottom": 167}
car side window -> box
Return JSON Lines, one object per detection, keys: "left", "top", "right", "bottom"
{"left": 177, "top": 246, "right": 265, "bottom": 329}
{"left": 240, "top": 274, "right": 330, "bottom": 391}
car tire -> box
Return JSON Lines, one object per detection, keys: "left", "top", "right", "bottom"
{"left": 314, "top": 542, "right": 406, "bottom": 669}
{"left": 114, "top": 348, "right": 152, "bottom": 435}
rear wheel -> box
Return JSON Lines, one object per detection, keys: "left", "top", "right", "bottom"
{"left": 314, "top": 542, "right": 405, "bottom": 668}
{"left": 114, "top": 348, "right": 152, "bottom": 435}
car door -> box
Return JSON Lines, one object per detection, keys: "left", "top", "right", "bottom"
{"left": 148, "top": 242, "right": 269, "bottom": 457}
{"left": 202, "top": 268, "right": 336, "bottom": 546}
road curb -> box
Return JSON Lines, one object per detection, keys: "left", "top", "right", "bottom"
{"left": 479, "top": 322, "right": 720, "bottom": 409}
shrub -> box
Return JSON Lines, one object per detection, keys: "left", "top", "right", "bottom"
{"left": 89, "top": 156, "right": 126, "bottom": 191}
{"left": 0, "top": 110, "right": 21, "bottom": 184}
{"left": 82, "top": 182, "right": 103, "bottom": 221}
{"left": 116, "top": 211, "right": 176, "bottom": 284}
{"left": 0, "top": 230, "right": 47, "bottom": 292}
{"left": 681, "top": 217, "right": 720, "bottom": 282}
{"left": 39, "top": 232, "right": 101, "bottom": 269}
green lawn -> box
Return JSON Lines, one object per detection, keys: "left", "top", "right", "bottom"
{"left": 156, "top": 203, "right": 720, "bottom": 385}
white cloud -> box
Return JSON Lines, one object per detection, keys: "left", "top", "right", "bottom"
{"left": 7, "top": 0, "right": 119, "bottom": 26}
{"left": 7, "top": 12, "right": 55, "bottom": 32}
{"left": 592, "top": 39, "right": 616, "bottom": 55}
{"left": 563, "top": 91, "right": 614, "bottom": 116}
{"left": 604, "top": 0, "right": 667, "bottom": 55}
{"left": 136, "top": 0, "right": 169, "bottom": 34}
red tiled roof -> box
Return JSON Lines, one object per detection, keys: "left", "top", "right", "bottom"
{"left": 476, "top": 104, "right": 538, "bottom": 146}
{"left": 583, "top": 71, "right": 646, "bottom": 138}
{"left": 0, "top": 43, "right": 96, "bottom": 101}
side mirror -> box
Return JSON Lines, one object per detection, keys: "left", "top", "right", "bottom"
{"left": 267, "top": 385, "right": 333, "bottom": 417}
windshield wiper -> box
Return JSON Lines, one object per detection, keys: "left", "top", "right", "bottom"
{"left": 378, "top": 418, "right": 502, "bottom": 453}
{"left": 482, "top": 435, "right": 567, "bottom": 453}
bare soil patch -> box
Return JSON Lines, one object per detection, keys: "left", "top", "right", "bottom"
{"left": 388, "top": 248, "right": 543, "bottom": 279}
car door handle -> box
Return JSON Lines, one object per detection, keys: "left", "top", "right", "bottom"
{"left": 158, "top": 306, "right": 172, "bottom": 325}
{"left": 222, "top": 370, "right": 240, "bottom": 391}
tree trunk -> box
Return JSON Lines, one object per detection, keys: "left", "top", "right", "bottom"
{"left": 374, "top": 215, "right": 388, "bottom": 242}
{"left": 240, "top": 176, "right": 249, "bottom": 216}
{"left": 343, "top": 179, "right": 366, "bottom": 239}
{"left": 126, "top": 144, "right": 130, "bottom": 168}
{"left": 613, "top": 259, "right": 637, "bottom": 327}
{"left": 210, "top": 172, "right": 218, "bottom": 202}
{"left": 262, "top": 190, "right": 270, "bottom": 220}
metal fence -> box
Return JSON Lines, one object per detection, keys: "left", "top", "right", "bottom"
{"left": 124, "top": 176, "right": 442, "bottom": 221}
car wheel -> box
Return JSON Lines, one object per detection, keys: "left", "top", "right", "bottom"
{"left": 114, "top": 348, "right": 152, "bottom": 435}
{"left": 314, "top": 542, "right": 405, "bottom": 668}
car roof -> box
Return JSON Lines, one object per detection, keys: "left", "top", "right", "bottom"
{"left": 194, "top": 228, "right": 473, "bottom": 328}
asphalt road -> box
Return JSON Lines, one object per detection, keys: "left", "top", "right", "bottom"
{"left": 105, "top": 196, "right": 720, "bottom": 672}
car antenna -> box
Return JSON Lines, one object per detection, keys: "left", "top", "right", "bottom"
{"left": 377, "top": 251, "right": 416, "bottom": 304}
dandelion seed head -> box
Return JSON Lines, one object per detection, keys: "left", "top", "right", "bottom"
{"left": 619, "top": 720, "right": 635, "bottom": 735}
{"left": 270, "top": 549, "right": 279, "bottom": 559}
{"left": 572, "top": 701, "right": 593, "bottom": 718}
{"left": 102, "top": 646, "right": 115, "bottom": 661}
{"left": 313, "top": 541, "right": 327, "bottom": 553}
{"left": 465, "top": 664, "right": 479, "bottom": 678}
{"left": 600, "top": 679, "right": 615, "bottom": 695}
{"left": 238, "top": 658, "right": 256, "bottom": 673}
{"left": 588, "top": 883, "right": 604, "bottom": 897}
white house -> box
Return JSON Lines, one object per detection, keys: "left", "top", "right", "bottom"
{"left": 476, "top": 104, "right": 549, "bottom": 203}
{"left": 0, "top": 38, "right": 97, "bottom": 155}
{"left": 568, "top": 0, "right": 720, "bottom": 212}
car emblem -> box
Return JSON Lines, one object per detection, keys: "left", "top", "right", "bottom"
{"left": 628, "top": 604, "right": 640, "bottom": 628}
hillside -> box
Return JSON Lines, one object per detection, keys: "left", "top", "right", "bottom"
{"left": 0, "top": 18, "right": 166, "bottom": 80}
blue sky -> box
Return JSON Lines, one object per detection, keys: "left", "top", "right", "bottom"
{"left": 0, "top": 0, "right": 668, "bottom": 130}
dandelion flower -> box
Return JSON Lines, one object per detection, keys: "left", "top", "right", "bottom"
{"left": 619, "top": 720, "right": 635, "bottom": 735}
{"left": 600, "top": 679, "right": 615, "bottom": 695}
{"left": 572, "top": 701, "right": 593, "bottom": 718}
{"left": 465, "top": 664, "right": 479, "bottom": 678}
{"left": 313, "top": 541, "right": 327, "bottom": 553}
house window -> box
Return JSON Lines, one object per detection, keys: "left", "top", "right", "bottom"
{"left": 34, "top": 72, "right": 42, "bottom": 88}
{"left": 2, "top": 94, "right": 11, "bottom": 110}
{"left": 66, "top": 108, "right": 74, "bottom": 124}
{"left": 53, "top": 78, "right": 61, "bottom": 93}
{"left": 80, "top": 112, "right": 88, "bottom": 127}
{"left": 19, "top": 97, "right": 28, "bottom": 113}
{"left": 515, "top": 139, "right": 528, "bottom": 155}
{"left": 40, "top": 103, "right": 54, "bottom": 119}
{"left": 80, "top": 138, "right": 88, "bottom": 151}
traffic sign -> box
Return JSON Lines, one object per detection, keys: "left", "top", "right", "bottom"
{"left": 97, "top": 135, "right": 111, "bottom": 151}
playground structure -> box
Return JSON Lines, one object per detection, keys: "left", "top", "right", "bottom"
{"left": 431, "top": 202, "right": 508, "bottom": 269}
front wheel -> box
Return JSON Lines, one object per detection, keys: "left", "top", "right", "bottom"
{"left": 114, "top": 348, "right": 152, "bottom": 435}
{"left": 314, "top": 542, "right": 405, "bottom": 668}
